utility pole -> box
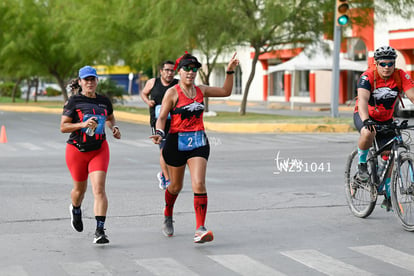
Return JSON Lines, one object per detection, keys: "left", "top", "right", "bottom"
{"left": 332, "top": 25, "right": 341, "bottom": 118}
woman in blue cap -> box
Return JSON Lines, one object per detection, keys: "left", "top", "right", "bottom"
{"left": 60, "top": 65, "right": 121, "bottom": 244}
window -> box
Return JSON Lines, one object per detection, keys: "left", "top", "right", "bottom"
{"left": 270, "top": 71, "right": 284, "bottom": 96}
{"left": 214, "top": 66, "right": 242, "bottom": 95}
{"left": 214, "top": 67, "right": 225, "bottom": 87}
{"left": 297, "top": 70, "right": 309, "bottom": 96}
{"left": 234, "top": 66, "right": 242, "bottom": 95}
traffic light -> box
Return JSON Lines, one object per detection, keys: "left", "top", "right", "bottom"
{"left": 336, "top": 0, "right": 350, "bottom": 26}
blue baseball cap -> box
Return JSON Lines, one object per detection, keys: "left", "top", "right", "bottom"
{"left": 79, "top": 66, "right": 98, "bottom": 79}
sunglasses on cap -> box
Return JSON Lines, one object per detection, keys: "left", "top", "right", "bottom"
{"left": 378, "top": 61, "right": 395, "bottom": 68}
{"left": 182, "top": 66, "right": 198, "bottom": 72}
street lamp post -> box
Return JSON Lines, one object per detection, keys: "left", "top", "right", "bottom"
{"left": 128, "top": 72, "right": 134, "bottom": 95}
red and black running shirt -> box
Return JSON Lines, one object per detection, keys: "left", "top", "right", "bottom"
{"left": 354, "top": 69, "right": 414, "bottom": 122}
{"left": 169, "top": 84, "right": 205, "bottom": 133}
{"left": 62, "top": 94, "right": 113, "bottom": 146}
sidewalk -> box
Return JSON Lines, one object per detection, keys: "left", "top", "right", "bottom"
{"left": 0, "top": 96, "right": 356, "bottom": 133}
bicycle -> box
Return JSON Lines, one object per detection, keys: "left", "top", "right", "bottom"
{"left": 344, "top": 119, "right": 414, "bottom": 231}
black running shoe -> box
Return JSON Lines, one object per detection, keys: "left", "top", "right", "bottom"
{"left": 162, "top": 216, "right": 174, "bottom": 237}
{"left": 69, "top": 204, "right": 83, "bottom": 232}
{"left": 93, "top": 228, "right": 109, "bottom": 244}
{"left": 381, "top": 196, "right": 393, "bottom": 212}
{"left": 357, "top": 163, "right": 369, "bottom": 182}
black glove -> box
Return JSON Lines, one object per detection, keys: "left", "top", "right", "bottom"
{"left": 363, "top": 119, "right": 375, "bottom": 132}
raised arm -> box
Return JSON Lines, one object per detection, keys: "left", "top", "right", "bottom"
{"left": 202, "top": 52, "right": 239, "bottom": 98}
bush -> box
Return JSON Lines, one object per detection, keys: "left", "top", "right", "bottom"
{"left": 45, "top": 87, "right": 61, "bottom": 96}
{"left": 96, "top": 79, "right": 124, "bottom": 103}
{"left": 0, "top": 82, "right": 21, "bottom": 97}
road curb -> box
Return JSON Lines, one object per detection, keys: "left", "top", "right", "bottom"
{"left": 0, "top": 105, "right": 355, "bottom": 133}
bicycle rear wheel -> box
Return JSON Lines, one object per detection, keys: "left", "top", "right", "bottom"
{"left": 345, "top": 149, "right": 377, "bottom": 218}
{"left": 391, "top": 153, "right": 414, "bottom": 231}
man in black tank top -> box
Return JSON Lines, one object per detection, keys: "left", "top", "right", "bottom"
{"left": 141, "top": 60, "right": 178, "bottom": 190}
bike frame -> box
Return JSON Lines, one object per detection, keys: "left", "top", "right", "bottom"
{"left": 366, "top": 121, "right": 411, "bottom": 193}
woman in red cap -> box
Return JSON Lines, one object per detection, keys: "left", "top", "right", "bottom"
{"left": 151, "top": 53, "right": 239, "bottom": 243}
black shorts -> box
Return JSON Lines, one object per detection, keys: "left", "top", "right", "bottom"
{"left": 162, "top": 132, "right": 210, "bottom": 167}
{"left": 353, "top": 112, "right": 395, "bottom": 150}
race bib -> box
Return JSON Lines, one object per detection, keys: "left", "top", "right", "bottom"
{"left": 155, "top": 105, "right": 171, "bottom": 119}
{"left": 178, "top": 131, "right": 206, "bottom": 151}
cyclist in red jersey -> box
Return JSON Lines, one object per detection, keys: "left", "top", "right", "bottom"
{"left": 354, "top": 46, "right": 414, "bottom": 210}
{"left": 150, "top": 52, "right": 239, "bottom": 243}
{"left": 61, "top": 66, "right": 121, "bottom": 244}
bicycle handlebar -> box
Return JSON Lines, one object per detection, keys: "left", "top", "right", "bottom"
{"left": 375, "top": 120, "right": 414, "bottom": 132}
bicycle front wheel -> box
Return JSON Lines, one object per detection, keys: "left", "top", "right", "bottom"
{"left": 391, "top": 152, "right": 414, "bottom": 231}
{"left": 344, "top": 149, "right": 377, "bottom": 218}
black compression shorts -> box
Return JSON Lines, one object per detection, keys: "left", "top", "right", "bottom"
{"left": 162, "top": 132, "right": 210, "bottom": 167}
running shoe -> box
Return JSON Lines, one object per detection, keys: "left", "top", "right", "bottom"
{"left": 69, "top": 204, "right": 83, "bottom": 232}
{"left": 381, "top": 196, "right": 393, "bottom": 212}
{"left": 93, "top": 228, "right": 109, "bottom": 244}
{"left": 356, "top": 163, "right": 369, "bottom": 182}
{"left": 194, "top": 226, "right": 214, "bottom": 243}
{"left": 162, "top": 216, "right": 174, "bottom": 237}
{"left": 165, "top": 179, "right": 171, "bottom": 189}
{"left": 157, "top": 172, "right": 167, "bottom": 190}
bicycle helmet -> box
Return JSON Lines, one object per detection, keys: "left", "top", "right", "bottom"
{"left": 374, "top": 46, "right": 397, "bottom": 60}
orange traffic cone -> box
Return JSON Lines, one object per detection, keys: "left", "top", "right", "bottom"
{"left": 0, "top": 125, "right": 8, "bottom": 143}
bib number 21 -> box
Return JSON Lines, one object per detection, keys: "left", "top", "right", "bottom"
{"left": 178, "top": 131, "right": 206, "bottom": 151}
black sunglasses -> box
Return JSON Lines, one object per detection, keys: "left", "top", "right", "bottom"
{"left": 182, "top": 66, "right": 198, "bottom": 72}
{"left": 378, "top": 62, "right": 395, "bottom": 68}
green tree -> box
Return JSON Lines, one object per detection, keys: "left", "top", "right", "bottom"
{"left": 192, "top": 1, "right": 239, "bottom": 112}
{"left": 1, "top": 0, "right": 81, "bottom": 101}
{"left": 1, "top": 0, "right": 412, "bottom": 108}
{"left": 224, "top": 0, "right": 329, "bottom": 115}
{"left": 113, "top": 0, "right": 240, "bottom": 112}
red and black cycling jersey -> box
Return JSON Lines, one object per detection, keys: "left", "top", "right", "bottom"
{"left": 62, "top": 93, "right": 113, "bottom": 146}
{"left": 169, "top": 84, "right": 205, "bottom": 133}
{"left": 354, "top": 69, "right": 414, "bottom": 122}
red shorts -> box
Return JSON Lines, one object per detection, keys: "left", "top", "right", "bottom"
{"left": 65, "top": 140, "right": 110, "bottom": 182}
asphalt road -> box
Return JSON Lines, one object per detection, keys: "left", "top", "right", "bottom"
{"left": 1, "top": 111, "right": 414, "bottom": 276}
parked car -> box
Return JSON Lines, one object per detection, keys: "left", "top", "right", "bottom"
{"left": 20, "top": 83, "right": 60, "bottom": 97}
{"left": 20, "top": 85, "right": 47, "bottom": 97}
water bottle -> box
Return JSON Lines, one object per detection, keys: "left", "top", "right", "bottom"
{"left": 85, "top": 118, "right": 98, "bottom": 136}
